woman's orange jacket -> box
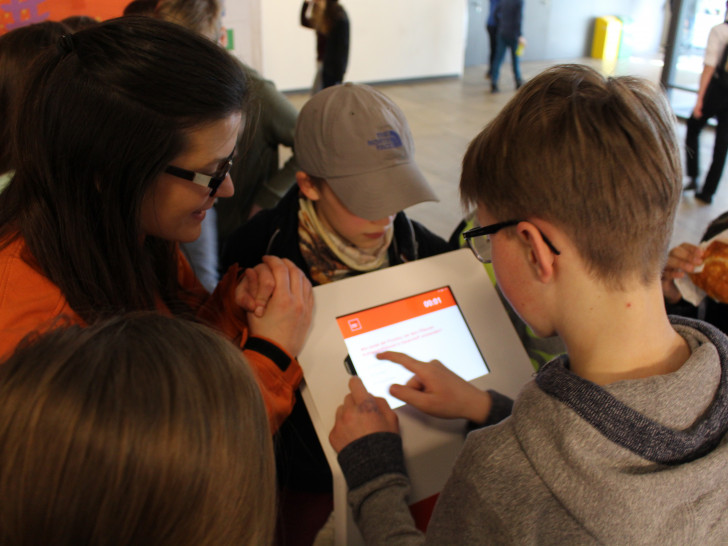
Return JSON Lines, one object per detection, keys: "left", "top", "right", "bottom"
{"left": 0, "top": 236, "right": 302, "bottom": 432}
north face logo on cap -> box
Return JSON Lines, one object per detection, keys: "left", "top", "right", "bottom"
{"left": 367, "top": 130, "right": 403, "bottom": 150}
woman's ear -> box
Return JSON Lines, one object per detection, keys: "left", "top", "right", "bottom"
{"left": 296, "top": 171, "right": 321, "bottom": 201}
{"left": 515, "top": 221, "right": 557, "bottom": 283}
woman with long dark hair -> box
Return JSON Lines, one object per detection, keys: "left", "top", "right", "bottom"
{"left": 0, "top": 16, "right": 312, "bottom": 431}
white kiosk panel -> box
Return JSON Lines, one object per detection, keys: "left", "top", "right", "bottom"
{"left": 298, "top": 248, "right": 534, "bottom": 545}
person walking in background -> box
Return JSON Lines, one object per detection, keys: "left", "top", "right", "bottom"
{"left": 300, "top": 0, "right": 350, "bottom": 94}
{"left": 485, "top": 0, "right": 500, "bottom": 80}
{"left": 685, "top": 0, "right": 728, "bottom": 205}
{"left": 490, "top": 0, "right": 524, "bottom": 93}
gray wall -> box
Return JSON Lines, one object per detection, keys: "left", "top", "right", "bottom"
{"left": 521, "top": 0, "right": 666, "bottom": 60}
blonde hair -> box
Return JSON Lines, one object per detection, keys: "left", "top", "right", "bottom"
{"left": 0, "top": 313, "right": 274, "bottom": 545}
{"left": 460, "top": 64, "right": 681, "bottom": 288}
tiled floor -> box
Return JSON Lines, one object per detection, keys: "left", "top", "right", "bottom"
{"left": 284, "top": 56, "right": 728, "bottom": 248}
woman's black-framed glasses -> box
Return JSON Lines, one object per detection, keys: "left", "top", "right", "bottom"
{"left": 164, "top": 147, "right": 235, "bottom": 197}
{"left": 462, "top": 219, "right": 561, "bottom": 263}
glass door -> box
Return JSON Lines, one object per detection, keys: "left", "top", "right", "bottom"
{"left": 662, "top": 0, "right": 726, "bottom": 118}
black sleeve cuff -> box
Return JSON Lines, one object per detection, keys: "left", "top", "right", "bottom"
{"left": 467, "top": 390, "right": 514, "bottom": 432}
{"left": 665, "top": 299, "right": 699, "bottom": 319}
{"left": 243, "top": 336, "right": 293, "bottom": 371}
{"left": 337, "top": 432, "right": 406, "bottom": 490}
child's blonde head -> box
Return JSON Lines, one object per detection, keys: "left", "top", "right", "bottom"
{"left": 461, "top": 64, "right": 681, "bottom": 288}
{"left": 0, "top": 313, "right": 275, "bottom": 545}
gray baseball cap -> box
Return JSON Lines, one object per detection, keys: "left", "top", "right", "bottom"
{"left": 294, "top": 83, "right": 438, "bottom": 221}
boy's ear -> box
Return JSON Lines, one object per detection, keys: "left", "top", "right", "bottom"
{"left": 515, "top": 222, "right": 557, "bottom": 283}
{"left": 296, "top": 171, "right": 321, "bottom": 201}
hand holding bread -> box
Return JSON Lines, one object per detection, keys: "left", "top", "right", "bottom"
{"left": 689, "top": 240, "right": 728, "bottom": 303}
{"left": 662, "top": 243, "right": 704, "bottom": 304}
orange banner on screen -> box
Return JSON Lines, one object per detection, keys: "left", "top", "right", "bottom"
{"left": 337, "top": 287, "right": 456, "bottom": 339}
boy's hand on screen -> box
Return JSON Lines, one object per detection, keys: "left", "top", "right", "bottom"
{"left": 662, "top": 243, "right": 704, "bottom": 304}
{"left": 246, "top": 256, "right": 313, "bottom": 356}
{"left": 379, "top": 351, "right": 492, "bottom": 424}
{"left": 329, "top": 377, "right": 399, "bottom": 453}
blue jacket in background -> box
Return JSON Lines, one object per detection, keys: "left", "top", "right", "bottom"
{"left": 496, "top": 0, "right": 523, "bottom": 41}
{"left": 487, "top": 0, "right": 501, "bottom": 28}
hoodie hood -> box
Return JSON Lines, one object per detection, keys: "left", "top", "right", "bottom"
{"left": 513, "top": 317, "right": 728, "bottom": 543}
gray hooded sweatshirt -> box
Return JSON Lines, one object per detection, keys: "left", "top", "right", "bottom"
{"left": 338, "top": 317, "right": 728, "bottom": 544}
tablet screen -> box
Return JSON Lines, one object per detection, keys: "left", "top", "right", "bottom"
{"left": 336, "top": 286, "right": 489, "bottom": 409}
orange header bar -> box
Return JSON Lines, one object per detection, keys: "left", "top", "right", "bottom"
{"left": 337, "top": 287, "right": 456, "bottom": 339}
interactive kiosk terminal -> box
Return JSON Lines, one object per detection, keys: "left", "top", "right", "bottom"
{"left": 298, "top": 248, "right": 535, "bottom": 545}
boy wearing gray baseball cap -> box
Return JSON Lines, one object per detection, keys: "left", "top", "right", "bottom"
{"left": 223, "top": 82, "right": 450, "bottom": 283}
{"left": 221, "top": 82, "right": 452, "bottom": 542}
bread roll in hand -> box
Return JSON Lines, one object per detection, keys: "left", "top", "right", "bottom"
{"left": 690, "top": 240, "right": 728, "bottom": 303}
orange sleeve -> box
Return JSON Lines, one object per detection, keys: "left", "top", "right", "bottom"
{"left": 179, "top": 253, "right": 302, "bottom": 432}
{"left": 0, "top": 238, "right": 83, "bottom": 360}
{"left": 242, "top": 339, "right": 304, "bottom": 432}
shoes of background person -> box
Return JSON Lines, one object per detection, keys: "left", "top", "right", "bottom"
{"left": 683, "top": 178, "right": 698, "bottom": 191}
{"left": 491, "top": 83, "right": 499, "bottom": 93}
{"left": 516, "top": 79, "right": 524, "bottom": 89}
{"left": 695, "top": 192, "right": 713, "bottom": 205}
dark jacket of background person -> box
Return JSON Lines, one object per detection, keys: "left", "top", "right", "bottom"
{"left": 222, "top": 185, "right": 452, "bottom": 281}
{"left": 221, "top": 183, "right": 452, "bottom": 492}
{"left": 300, "top": 0, "right": 350, "bottom": 88}
{"left": 496, "top": 0, "right": 523, "bottom": 41}
{"left": 215, "top": 63, "right": 299, "bottom": 246}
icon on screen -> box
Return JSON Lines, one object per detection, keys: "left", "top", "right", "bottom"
{"left": 348, "top": 318, "right": 362, "bottom": 332}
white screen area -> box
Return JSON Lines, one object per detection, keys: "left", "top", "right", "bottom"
{"left": 336, "top": 287, "right": 488, "bottom": 409}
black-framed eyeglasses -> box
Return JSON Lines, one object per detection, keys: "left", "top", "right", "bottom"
{"left": 164, "top": 147, "right": 235, "bottom": 197}
{"left": 462, "top": 219, "right": 561, "bottom": 263}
